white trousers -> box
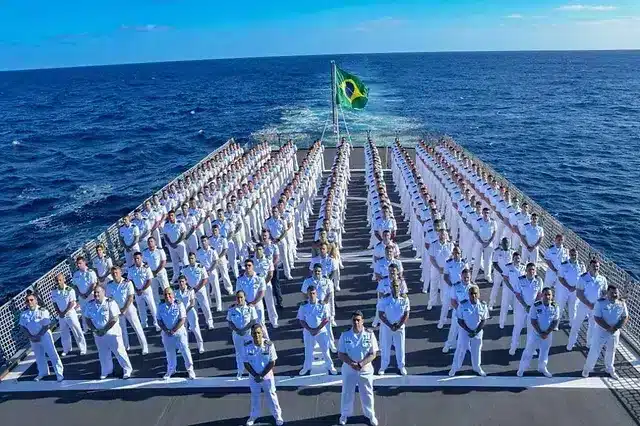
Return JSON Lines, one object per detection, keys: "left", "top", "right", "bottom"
{"left": 249, "top": 376, "right": 283, "bottom": 421}
{"left": 568, "top": 302, "right": 596, "bottom": 348}
{"left": 555, "top": 284, "right": 578, "bottom": 323}
{"left": 302, "top": 329, "right": 333, "bottom": 370}
{"left": 380, "top": 325, "right": 406, "bottom": 370}
{"left": 277, "top": 240, "right": 292, "bottom": 278}
{"left": 119, "top": 305, "right": 149, "bottom": 351}
{"left": 228, "top": 240, "right": 240, "bottom": 277}
{"left": 584, "top": 327, "right": 620, "bottom": 374}
{"left": 124, "top": 245, "right": 140, "bottom": 267}
{"left": 193, "top": 286, "right": 214, "bottom": 328}
{"left": 207, "top": 268, "right": 223, "bottom": 311}
{"left": 59, "top": 311, "right": 87, "bottom": 354}
{"left": 489, "top": 270, "right": 502, "bottom": 308}
{"left": 522, "top": 246, "right": 539, "bottom": 265}
{"left": 519, "top": 331, "right": 553, "bottom": 372}
{"left": 31, "top": 331, "right": 64, "bottom": 378}
{"left": 340, "top": 365, "right": 376, "bottom": 419}
{"left": 152, "top": 270, "right": 170, "bottom": 298}
{"left": 438, "top": 285, "right": 451, "bottom": 326}
{"left": 452, "top": 329, "right": 483, "bottom": 371}
{"left": 161, "top": 328, "right": 194, "bottom": 374}
{"left": 185, "top": 307, "right": 204, "bottom": 351}
{"left": 264, "top": 284, "right": 279, "bottom": 327}
{"left": 510, "top": 303, "right": 528, "bottom": 352}
{"left": 429, "top": 266, "right": 444, "bottom": 306}
{"left": 216, "top": 260, "right": 233, "bottom": 294}
{"left": 472, "top": 245, "right": 494, "bottom": 282}
{"left": 94, "top": 332, "right": 133, "bottom": 377}
{"left": 499, "top": 285, "right": 513, "bottom": 328}
{"left": 134, "top": 287, "right": 159, "bottom": 328}
{"left": 232, "top": 332, "right": 251, "bottom": 373}
{"left": 168, "top": 243, "right": 188, "bottom": 275}
{"left": 445, "top": 310, "right": 459, "bottom": 348}
{"left": 78, "top": 293, "right": 95, "bottom": 332}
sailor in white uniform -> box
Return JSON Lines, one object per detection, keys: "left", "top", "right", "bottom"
{"left": 378, "top": 280, "right": 410, "bottom": 375}
{"left": 253, "top": 243, "right": 279, "bottom": 328}
{"left": 93, "top": 244, "right": 114, "bottom": 286}
{"left": 567, "top": 259, "right": 608, "bottom": 350}
{"left": 19, "top": 292, "right": 64, "bottom": 381}
{"left": 337, "top": 310, "right": 379, "bottom": 426}
{"left": 582, "top": 285, "right": 628, "bottom": 380}
{"left": 449, "top": 285, "right": 489, "bottom": 377}
{"left": 429, "top": 228, "right": 454, "bottom": 315}
{"left": 243, "top": 324, "right": 284, "bottom": 426}
{"left": 72, "top": 256, "right": 98, "bottom": 332}
{"left": 106, "top": 266, "right": 149, "bottom": 354}
{"left": 176, "top": 275, "right": 205, "bottom": 353}
{"left": 51, "top": 273, "right": 86, "bottom": 356}
{"left": 163, "top": 210, "right": 189, "bottom": 275}
{"left": 119, "top": 215, "right": 140, "bottom": 267}
{"left": 500, "top": 251, "right": 525, "bottom": 329}
{"left": 236, "top": 258, "right": 268, "bottom": 336}
{"left": 517, "top": 287, "right": 560, "bottom": 377}
{"left": 181, "top": 252, "right": 214, "bottom": 330}
{"left": 472, "top": 207, "right": 497, "bottom": 282}
{"left": 142, "top": 236, "right": 169, "bottom": 298}
{"left": 443, "top": 268, "right": 473, "bottom": 353}
{"left": 157, "top": 287, "right": 196, "bottom": 380}
{"left": 521, "top": 213, "right": 544, "bottom": 265}
{"left": 556, "top": 248, "right": 585, "bottom": 323}
{"left": 543, "top": 234, "right": 569, "bottom": 288}
{"left": 127, "top": 252, "right": 160, "bottom": 331}
{"left": 85, "top": 286, "right": 133, "bottom": 380}
{"left": 489, "top": 237, "right": 512, "bottom": 310}
{"left": 265, "top": 206, "right": 293, "bottom": 280}
{"left": 197, "top": 235, "right": 223, "bottom": 312}
{"left": 509, "top": 263, "right": 543, "bottom": 355}
{"left": 210, "top": 224, "right": 234, "bottom": 295}
{"left": 297, "top": 286, "right": 337, "bottom": 375}
{"left": 227, "top": 290, "right": 258, "bottom": 379}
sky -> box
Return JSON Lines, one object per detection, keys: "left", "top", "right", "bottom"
{"left": 1, "top": 0, "right": 639, "bottom": 70}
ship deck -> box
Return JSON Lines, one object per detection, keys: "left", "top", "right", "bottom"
{"left": 1, "top": 169, "right": 639, "bottom": 426}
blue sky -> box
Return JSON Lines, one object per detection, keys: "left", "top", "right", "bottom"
{"left": 1, "top": 0, "right": 639, "bottom": 70}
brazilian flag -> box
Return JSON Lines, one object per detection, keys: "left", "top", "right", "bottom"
{"left": 335, "top": 66, "right": 369, "bottom": 110}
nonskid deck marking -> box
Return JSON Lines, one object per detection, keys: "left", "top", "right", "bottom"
{"left": 0, "top": 374, "right": 631, "bottom": 393}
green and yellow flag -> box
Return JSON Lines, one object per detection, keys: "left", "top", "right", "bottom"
{"left": 335, "top": 65, "right": 369, "bottom": 110}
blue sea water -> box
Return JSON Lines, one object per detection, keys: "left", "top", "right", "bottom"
{"left": 1, "top": 51, "right": 639, "bottom": 299}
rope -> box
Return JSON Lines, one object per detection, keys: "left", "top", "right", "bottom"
{"left": 338, "top": 104, "right": 353, "bottom": 144}
{"left": 319, "top": 115, "right": 330, "bottom": 143}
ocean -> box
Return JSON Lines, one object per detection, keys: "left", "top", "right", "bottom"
{"left": 1, "top": 51, "right": 639, "bottom": 299}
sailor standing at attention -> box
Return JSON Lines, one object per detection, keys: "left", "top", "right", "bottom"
{"left": 582, "top": 285, "right": 628, "bottom": 380}
{"left": 509, "top": 263, "right": 543, "bottom": 356}
{"left": 489, "top": 237, "right": 512, "bottom": 311}
{"left": 429, "top": 228, "right": 453, "bottom": 318}
{"left": 443, "top": 268, "right": 473, "bottom": 354}
{"left": 472, "top": 207, "right": 497, "bottom": 282}
{"left": 338, "top": 310, "right": 379, "bottom": 426}
{"left": 106, "top": 266, "right": 149, "bottom": 355}
{"left": 181, "top": 252, "right": 214, "bottom": 330}
{"left": 119, "top": 215, "right": 140, "bottom": 268}
{"left": 555, "top": 248, "right": 585, "bottom": 324}
{"left": 85, "top": 286, "right": 133, "bottom": 380}
{"left": 253, "top": 243, "right": 279, "bottom": 329}
{"left": 517, "top": 287, "right": 559, "bottom": 378}
{"left": 51, "top": 273, "right": 87, "bottom": 357}
{"left": 297, "top": 286, "right": 337, "bottom": 376}
{"left": 127, "top": 252, "right": 160, "bottom": 332}
{"left": 567, "top": 259, "right": 608, "bottom": 351}
{"left": 176, "top": 275, "right": 205, "bottom": 353}
{"left": 543, "top": 234, "right": 569, "bottom": 288}
{"left": 378, "top": 280, "right": 410, "bottom": 376}
{"left": 500, "top": 251, "right": 525, "bottom": 329}
{"left": 72, "top": 255, "right": 98, "bottom": 332}
{"left": 236, "top": 258, "right": 268, "bottom": 337}
{"left": 197, "top": 235, "right": 223, "bottom": 312}
{"left": 93, "top": 244, "right": 114, "bottom": 286}
{"left": 19, "top": 292, "right": 64, "bottom": 381}
{"left": 521, "top": 213, "right": 544, "bottom": 265}
{"left": 157, "top": 287, "right": 196, "bottom": 380}
{"left": 142, "top": 236, "right": 169, "bottom": 298}
{"left": 448, "top": 285, "right": 489, "bottom": 377}
{"left": 227, "top": 290, "right": 258, "bottom": 379}
{"left": 163, "top": 210, "right": 189, "bottom": 277}
{"left": 243, "top": 324, "right": 284, "bottom": 426}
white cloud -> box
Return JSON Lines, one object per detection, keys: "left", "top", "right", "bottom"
{"left": 555, "top": 4, "right": 618, "bottom": 11}
{"left": 505, "top": 14, "right": 524, "bottom": 19}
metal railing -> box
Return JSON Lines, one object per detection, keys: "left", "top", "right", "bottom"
{"left": 427, "top": 135, "right": 640, "bottom": 353}
{"left": 0, "top": 139, "right": 234, "bottom": 375}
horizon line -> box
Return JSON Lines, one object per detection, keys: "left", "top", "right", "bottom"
{"left": 2, "top": 47, "right": 639, "bottom": 73}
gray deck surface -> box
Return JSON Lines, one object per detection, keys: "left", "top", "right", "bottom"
{"left": 1, "top": 170, "right": 637, "bottom": 426}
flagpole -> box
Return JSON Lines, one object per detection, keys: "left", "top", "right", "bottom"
{"left": 331, "top": 61, "right": 338, "bottom": 135}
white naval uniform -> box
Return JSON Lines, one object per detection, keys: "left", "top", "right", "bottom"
{"left": 429, "top": 239, "right": 454, "bottom": 308}
{"left": 489, "top": 247, "right": 512, "bottom": 309}
{"left": 450, "top": 300, "right": 489, "bottom": 373}
{"left": 175, "top": 287, "right": 204, "bottom": 352}
{"left": 85, "top": 298, "right": 133, "bottom": 377}
{"left": 518, "top": 301, "right": 560, "bottom": 374}
{"left": 338, "top": 328, "right": 379, "bottom": 420}
{"left": 265, "top": 217, "right": 292, "bottom": 278}
{"left": 92, "top": 255, "right": 114, "bottom": 286}
{"left": 197, "top": 246, "right": 222, "bottom": 311}
{"left": 106, "top": 279, "right": 149, "bottom": 352}
{"left": 556, "top": 260, "right": 585, "bottom": 323}
{"left": 445, "top": 281, "right": 471, "bottom": 351}
{"left": 378, "top": 294, "right": 410, "bottom": 371}
{"left": 568, "top": 272, "right": 608, "bottom": 349}
{"left": 142, "top": 247, "right": 170, "bottom": 297}
{"left": 522, "top": 223, "right": 544, "bottom": 265}
{"left": 472, "top": 218, "right": 497, "bottom": 282}
{"left": 209, "top": 234, "right": 233, "bottom": 294}
{"left": 163, "top": 221, "right": 188, "bottom": 273}
{"left": 120, "top": 223, "right": 140, "bottom": 267}
{"left": 72, "top": 268, "right": 98, "bottom": 332}
{"left": 544, "top": 244, "right": 569, "bottom": 287}
{"left": 236, "top": 273, "right": 268, "bottom": 337}
{"left": 510, "top": 275, "right": 543, "bottom": 353}
{"left": 584, "top": 298, "right": 628, "bottom": 375}
{"left": 182, "top": 263, "right": 214, "bottom": 328}
{"left": 51, "top": 287, "right": 87, "bottom": 354}
{"left": 500, "top": 262, "right": 525, "bottom": 328}
{"left": 243, "top": 340, "right": 284, "bottom": 423}
{"left": 253, "top": 255, "right": 279, "bottom": 327}
{"left": 227, "top": 303, "right": 258, "bottom": 374}
{"left": 19, "top": 306, "right": 64, "bottom": 379}
{"left": 157, "top": 300, "right": 194, "bottom": 376}
{"left": 297, "top": 301, "right": 334, "bottom": 371}
{"left": 127, "top": 264, "right": 159, "bottom": 329}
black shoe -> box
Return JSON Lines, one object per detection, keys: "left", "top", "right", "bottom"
{"left": 276, "top": 304, "right": 285, "bottom": 311}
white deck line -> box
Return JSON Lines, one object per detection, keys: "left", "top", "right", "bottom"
{"left": 0, "top": 374, "right": 630, "bottom": 393}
